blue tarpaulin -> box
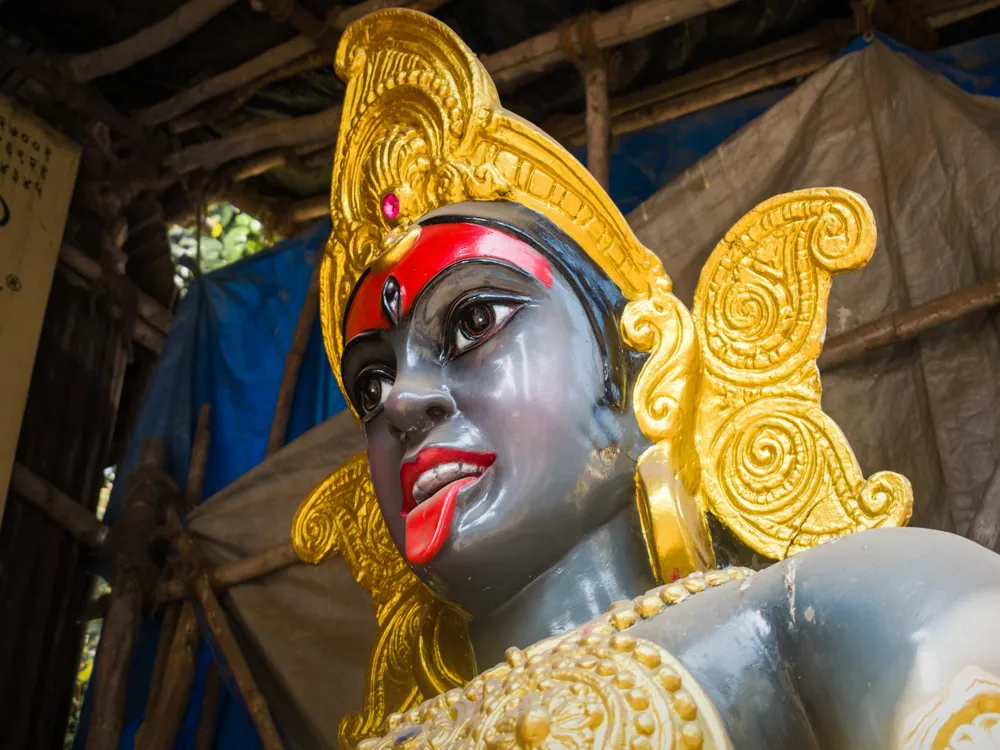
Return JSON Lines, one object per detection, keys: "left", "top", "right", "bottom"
{"left": 75, "top": 30, "right": 1000, "bottom": 750}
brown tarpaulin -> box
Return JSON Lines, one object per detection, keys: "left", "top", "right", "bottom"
{"left": 188, "top": 40, "right": 1000, "bottom": 748}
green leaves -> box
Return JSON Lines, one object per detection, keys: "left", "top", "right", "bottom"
{"left": 169, "top": 203, "right": 276, "bottom": 292}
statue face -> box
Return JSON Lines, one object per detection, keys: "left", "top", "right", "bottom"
{"left": 341, "top": 220, "right": 646, "bottom": 616}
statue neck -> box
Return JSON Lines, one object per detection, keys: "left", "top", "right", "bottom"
{"left": 466, "top": 505, "right": 656, "bottom": 668}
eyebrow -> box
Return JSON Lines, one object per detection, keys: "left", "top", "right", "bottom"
{"left": 343, "top": 223, "right": 553, "bottom": 342}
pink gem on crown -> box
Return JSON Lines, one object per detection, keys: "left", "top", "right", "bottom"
{"left": 381, "top": 192, "right": 400, "bottom": 220}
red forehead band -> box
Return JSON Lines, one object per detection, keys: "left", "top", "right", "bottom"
{"left": 344, "top": 223, "right": 554, "bottom": 342}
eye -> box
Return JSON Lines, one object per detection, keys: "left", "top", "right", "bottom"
{"left": 355, "top": 367, "right": 394, "bottom": 418}
{"left": 448, "top": 294, "right": 524, "bottom": 356}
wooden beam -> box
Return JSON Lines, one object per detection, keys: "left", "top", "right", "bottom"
{"left": 546, "top": 24, "right": 846, "bottom": 143}
{"left": 926, "top": 0, "right": 1000, "bottom": 27}
{"left": 252, "top": 0, "right": 340, "bottom": 54}
{"left": 604, "top": 48, "right": 831, "bottom": 142}
{"left": 140, "top": 0, "right": 449, "bottom": 129}
{"left": 166, "top": 105, "right": 343, "bottom": 173}
{"left": 193, "top": 664, "right": 221, "bottom": 750}
{"left": 59, "top": 244, "right": 172, "bottom": 334}
{"left": 169, "top": 50, "right": 329, "bottom": 136}
{"left": 57, "top": 245, "right": 168, "bottom": 354}
{"left": 288, "top": 194, "right": 328, "bottom": 223}
{"left": 9, "top": 463, "right": 108, "bottom": 550}
{"left": 88, "top": 439, "right": 171, "bottom": 750}
{"left": 137, "top": 36, "right": 316, "bottom": 127}
{"left": 818, "top": 274, "right": 1000, "bottom": 370}
{"left": 0, "top": 42, "right": 143, "bottom": 139}
{"left": 133, "top": 602, "right": 200, "bottom": 750}
{"left": 267, "top": 261, "right": 322, "bottom": 455}
{"left": 583, "top": 56, "right": 611, "bottom": 190}
{"left": 186, "top": 404, "right": 212, "bottom": 509}
{"left": 167, "top": 502, "right": 286, "bottom": 750}
{"left": 66, "top": 0, "right": 238, "bottom": 83}
{"left": 481, "top": 0, "right": 738, "bottom": 93}
{"left": 156, "top": 542, "right": 301, "bottom": 602}
{"left": 226, "top": 135, "right": 336, "bottom": 182}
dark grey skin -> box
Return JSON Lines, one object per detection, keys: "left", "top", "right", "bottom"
{"left": 628, "top": 527, "right": 1000, "bottom": 749}
{"left": 341, "top": 235, "right": 656, "bottom": 666}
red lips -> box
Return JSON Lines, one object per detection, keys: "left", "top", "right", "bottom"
{"left": 399, "top": 446, "right": 495, "bottom": 565}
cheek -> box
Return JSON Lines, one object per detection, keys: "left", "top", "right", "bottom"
{"left": 364, "top": 421, "right": 406, "bottom": 541}
{"left": 455, "top": 305, "right": 603, "bottom": 437}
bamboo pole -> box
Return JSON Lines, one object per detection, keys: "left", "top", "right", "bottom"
{"left": 87, "top": 439, "right": 169, "bottom": 750}
{"left": 193, "top": 664, "right": 222, "bottom": 750}
{"left": 926, "top": 0, "right": 1000, "bottom": 27}
{"left": 583, "top": 56, "right": 611, "bottom": 191}
{"left": 56, "top": 249, "right": 167, "bottom": 354}
{"left": 166, "top": 105, "right": 343, "bottom": 174}
{"left": 135, "top": 403, "right": 212, "bottom": 748}
{"left": 140, "top": 0, "right": 448, "bottom": 129}
{"left": 156, "top": 542, "right": 301, "bottom": 602}
{"left": 137, "top": 36, "right": 316, "bottom": 127}
{"left": 133, "top": 603, "right": 201, "bottom": 750}
{"left": 227, "top": 135, "right": 337, "bottom": 182}
{"left": 191, "top": 570, "right": 285, "bottom": 749}
{"left": 86, "top": 572, "right": 143, "bottom": 750}
{"left": 251, "top": 0, "right": 341, "bottom": 53}
{"left": 143, "top": 602, "right": 182, "bottom": 717}
{"left": 287, "top": 194, "right": 328, "bottom": 223}
{"left": 171, "top": 50, "right": 329, "bottom": 136}
{"left": 818, "top": 274, "right": 1000, "bottom": 370}
{"left": 481, "top": 0, "right": 738, "bottom": 92}
{"left": 9, "top": 463, "right": 108, "bottom": 550}
{"left": 59, "top": 244, "right": 173, "bottom": 335}
{"left": 0, "top": 42, "right": 143, "bottom": 139}
{"left": 166, "top": 505, "right": 285, "bottom": 750}
{"left": 66, "top": 0, "right": 237, "bottom": 82}
{"left": 267, "top": 259, "right": 322, "bottom": 457}
{"left": 546, "top": 24, "right": 846, "bottom": 143}
{"left": 187, "top": 404, "right": 213, "bottom": 509}
{"left": 566, "top": 47, "right": 832, "bottom": 146}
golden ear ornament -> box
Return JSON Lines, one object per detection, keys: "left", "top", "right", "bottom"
{"left": 293, "top": 8, "right": 914, "bottom": 745}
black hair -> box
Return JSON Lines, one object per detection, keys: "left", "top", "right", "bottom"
{"left": 419, "top": 200, "right": 645, "bottom": 413}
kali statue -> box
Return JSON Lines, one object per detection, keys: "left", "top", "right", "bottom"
{"left": 291, "top": 9, "right": 1000, "bottom": 750}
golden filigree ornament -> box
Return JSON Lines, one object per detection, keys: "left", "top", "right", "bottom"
{"left": 687, "top": 189, "right": 913, "bottom": 559}
{"left": 358, "top": 626, "right": 732, "bottom": 750}
{"left": 902, "top": 666, "right": 1000, "bottom": 749}
{"left": 291, "top": 453, "right": 475, "bottom": 747}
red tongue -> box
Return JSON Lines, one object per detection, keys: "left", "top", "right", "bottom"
{"left": 405, "top": 476, "right": 477, "bottom": 565}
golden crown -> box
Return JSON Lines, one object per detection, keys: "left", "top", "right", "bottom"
{"left": 319, "top": 8, "right": 667, "bottom": 398}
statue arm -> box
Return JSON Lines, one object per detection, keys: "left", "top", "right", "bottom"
{"left": 766, "top": 528, "right": 1000, "bottom": 749}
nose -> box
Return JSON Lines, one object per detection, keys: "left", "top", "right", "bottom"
{"left": 384, "top": 372, "right": 456, "bottom": 439}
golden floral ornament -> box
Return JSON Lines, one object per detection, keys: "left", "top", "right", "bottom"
{"left": 902, "top": 666, "right": 1000, "bottom": 749}
{"left": 356, "top": 625, "right": 732, "bottom": 750}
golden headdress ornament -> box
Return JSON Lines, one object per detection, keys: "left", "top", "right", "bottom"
{"left": 301, "top": 8, "right": 914, "bottom": 746}
{"left": 319, "top": 8, "right": 667, "bottom": 396}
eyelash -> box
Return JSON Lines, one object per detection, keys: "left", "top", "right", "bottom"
{"left": 355, "top": 366, "right": 394, "bottom": 420}
{"left": 445, "top": 293, "right": 526, "bottom": 358}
